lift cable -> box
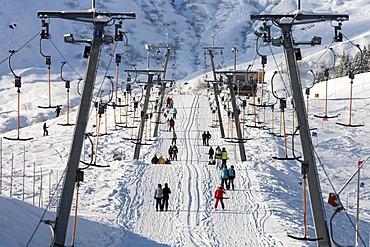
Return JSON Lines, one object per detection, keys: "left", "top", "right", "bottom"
{"left": 0, "top": 31, "right": 41, "bottom": 66}
{"left": 48, "top": 38, "right": 84, "bottom": 80}
{"left": 268, "top": 44, "right": 291, "bottom": 97}
{"left": 300, "top": 40, "right": 335, "bottom": 79}
{"left": 248, "top": 37, "right": 262, "bottom": 71}
{"left": 88, "top": 41, "right": 119, "bottom": 120}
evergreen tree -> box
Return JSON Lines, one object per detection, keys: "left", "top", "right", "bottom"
{"left": 338, "top": 51, "right": 350, "bottom": 77}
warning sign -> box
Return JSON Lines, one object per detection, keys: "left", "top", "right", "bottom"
{"left": 328, "top": 193, "right": 342, "bottom": 208}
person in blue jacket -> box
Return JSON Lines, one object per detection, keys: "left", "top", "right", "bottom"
{"left": 220, "top": 166, "right": 228, "bottom": 188}
{"left": 154, "top": 184, "right": 164, "bottom": 211}
{"left": 172, "top": 107, "right": 177, "bottom": 119}
{"left": 228, "top": 165, "right": 236, "bottom": 190}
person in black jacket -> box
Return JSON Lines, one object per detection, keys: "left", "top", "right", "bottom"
{"left": 202, "top": 131, "right": 207, "bottom": 146}
{"left": 55, "top": 105, "right": 62, "bottom": 117}
{"left": 151, "top": 154, "right": 159, "bottom": 164}
{"left": 208, "top": 146, "right": 214, "bottom": 160}
{"left": 206, "top": 131, "right": 211, "bottom": 146}
{"left": 43, "top": 122, "right": 49, "bottom": 136}
{"left": 162, "top": 183, "right": 172, "bottom": 211}
{"left": 172, "top": 145, "right": 178, "bottom": 161}
{"left": 228, "top": 165, "right": 236, "bottom": 190}
{"left": 172, "top": 131, "right": 177, "bottom": 145}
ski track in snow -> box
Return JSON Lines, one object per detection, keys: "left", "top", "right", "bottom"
{"left": 103, "top": 92, "right": 284, "bottom": 246}
{"left": 177, "top": 94, "right": 216, "bottom": 246}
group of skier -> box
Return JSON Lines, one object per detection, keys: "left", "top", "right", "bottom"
{"left": 166, "top": 117, "right": 175, "bottom": 132}
{"left": 201, "top": 131, "right": 212, "bottom": 146}
{"left": 152, "top": 96, "right": 178, "bottom": 211}
{"left": 214, "top": 165, "right": 236, "bottom": 210}
{"left": 165, "top": 96, "right": 174, "bottom": 109}
{"left": 152, "top": 95, "right": 237, "bottom": 211}
{"left": 168, "top": 144, "right": 178, "bottom": 161}
{"left": 154, "top": 183, "right": 172, "bottom": 211}
{"left": 207, "top": 145, "right": 237, "bottom": 210}
{"left": 151, "top": 154, "right": 171, "bottom": 164}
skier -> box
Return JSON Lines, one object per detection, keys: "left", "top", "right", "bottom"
{"left": 158, "top": 155, "right": 166, "bottom": 164}
{"left": 151, "top": 154, "right": 159, "bottom": 164}
{"left": 166, "top": 97, "right": 171, "bottom": 108}
{"left": 208, "top": 146, "right": 214, "bottom": 160}
{"left": 228, "top": 165, "right": 236, "bottom": 190}
{"left": 172, "top": 107, "right": 177, "bottom": 119}
{"left": 166, "top": 118, "right": 170, "bottom": 131}
{"left": 216, "top": 159, "right": 222, "bottom": 170}
{"left": 214, "top": 184, "right": 226, "bottom": 210}
{"left": 168, "top": 145, "right": 173, "bottom": 160}
{"left": 215, "top": 146, "right": 222, "bottom": 159}
{"left": 154, "top": 184, "right": 164, "bottom": 211}
{"left": 220, "top": 166, "right": 229, "bottom": 188}
{"left": 169, "top": 118, "right": 175, "bottom": 132}
{"left": 172, "top": 145, "right": 178, "bottom": 161}
{"left": 202, "top": 131, "right": 207, "bottom": 146}
{"left": 43, "top": 122, "right": 49, "bottom": 136}
{"left": 55, "top": 105, "right": 61, "bottom": 117}
{"left": 221, "top": 147, "right": 228, "bottom": 167}
{"left": 172, "top": 131, "right": 177, "bottom": 145}
{"left": 162, "top": 183, "right": 171, "bottom": 211}
{"left": 206, "top": 131, "right": 212, "bottom": 146}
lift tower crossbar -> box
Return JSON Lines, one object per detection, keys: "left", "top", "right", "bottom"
{"left": 251, "top": 13, "right": 348, "bottom": 247}
{"left": 37, "top": 9, "right": 135, "bottom": 247}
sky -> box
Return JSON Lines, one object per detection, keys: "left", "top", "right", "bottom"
{"left": 1, "top": 0, "right": 370, "bottom": 246}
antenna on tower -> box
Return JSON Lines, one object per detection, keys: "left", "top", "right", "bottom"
{"left": 92, "top": 0, "right": 96, "bottom": 11}
{"left": 298, "top": 0, "right": 301, "bottom": 11}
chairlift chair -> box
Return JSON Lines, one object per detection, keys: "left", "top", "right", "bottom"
{"left": 4, "top": 50, "right": 33, "bottom": 141}
{"left": 58, "top": 61, "right": 75, "bottom": 126}
{"left": 305, "top": 70, "right": 316, "bottom": 118}
{"left": 314, "top": 68, "right": 338, "bottom": 119}
{"left": 271, "top": 99, "right": 298, "bottom": 161}
{"left": 288, "top": 162, "right": 322, "bottom": 241}
{"left": 269, "top": 71, "right": 286, "bottom": 138}
{"left": 80, "top": 133, "right": 109, "bottom": 168}
{"left": 245, "top": 91, "right": 265, "bottom": 129}
{"left": 271, "top": 100, "right": 296, "bottom": 161}
{"left": 286, "top": 99, "right": 299, "bottom": 137}
{"left": 38, "top": 38, "right": 59, "bottom": 109}
{"left": 336, "top": 70, "right": 364, "bottom": 128}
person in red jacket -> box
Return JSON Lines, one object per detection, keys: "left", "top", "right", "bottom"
{"left": 169, "top": 118, "right": 175, "bottom": 131}
{"left": 214, "top": 184, "right": 226, "bottom": 210}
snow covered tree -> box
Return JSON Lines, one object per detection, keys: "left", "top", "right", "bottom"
{"left": 337, "top": 51, "right": 350, "bottom": 77}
